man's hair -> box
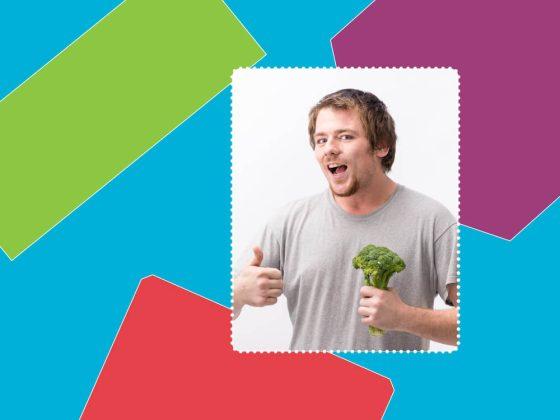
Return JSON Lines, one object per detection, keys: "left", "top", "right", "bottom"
{"left": 308, "top": 88, "right": 397, "bottom": 173}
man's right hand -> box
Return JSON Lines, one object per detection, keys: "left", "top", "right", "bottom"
{"left": 233, "top": 246, "right": 283, "bottom": 319}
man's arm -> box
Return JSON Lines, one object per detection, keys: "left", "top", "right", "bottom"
{"left": 396, "top": 285, "right": 457, "bottom": 346}
{"left": 358, "top": 284, "right": 458, "bottom": 346}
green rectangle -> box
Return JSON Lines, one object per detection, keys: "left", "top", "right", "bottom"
{"left": 0, "top": 0, "right": 264, "bottom": 259}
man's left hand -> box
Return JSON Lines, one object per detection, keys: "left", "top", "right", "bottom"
{"left": 358, "top": 286, "right": 409, "bottom": 332}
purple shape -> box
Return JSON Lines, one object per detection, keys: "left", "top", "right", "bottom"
{"left": 332, "top": 0, "right": 560, "bottom": 239}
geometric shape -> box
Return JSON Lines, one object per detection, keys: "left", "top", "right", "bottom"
{"left": 82, "top": 276, "right": 393, "bottom": 419}
{"left": 332, "top": 0, "right": 560, "bottom": 239}
{"left": 0, "top": 0, "right": 264, "bottom": 259}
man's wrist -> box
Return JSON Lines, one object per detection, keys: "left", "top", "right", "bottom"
{"left": 232, "top": 283, "right": 245, "bottom": 320}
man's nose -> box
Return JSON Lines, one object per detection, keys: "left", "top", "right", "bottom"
{"left": 324, "top": 139, "right": 340, "bottom": 156}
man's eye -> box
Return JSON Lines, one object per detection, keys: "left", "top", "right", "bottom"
{"left": 340, "top": 135, "right": 353, "bottom": 141}
{"left": 316, "top": 138, "right": 327, "bottom": 145}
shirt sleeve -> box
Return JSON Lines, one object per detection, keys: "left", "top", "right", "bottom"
{"left": 434, "top": 223, "right": 458, "bottom": 304}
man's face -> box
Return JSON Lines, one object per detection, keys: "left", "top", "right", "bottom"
{"left": 313, "top": 107, "right": 385, "bottom": 197}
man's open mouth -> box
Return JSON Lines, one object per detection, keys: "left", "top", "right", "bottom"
{"left": 328, "top": 163, "right": 348, "bottom": 175}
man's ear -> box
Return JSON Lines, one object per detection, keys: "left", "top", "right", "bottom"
{"left": 375, "top": 146, "right": 389, "bottom": 158}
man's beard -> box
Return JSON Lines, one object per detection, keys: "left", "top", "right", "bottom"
{"left": 330, "top": 176, "right": 360, "bottom": 197}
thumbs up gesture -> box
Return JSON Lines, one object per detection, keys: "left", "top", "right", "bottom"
{"left": 233, "top": 246, "right": 283, "bottom": 318}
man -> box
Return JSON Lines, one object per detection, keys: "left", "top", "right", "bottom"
{"left": 233, "top": 89, "right": 458, "bottom": 351}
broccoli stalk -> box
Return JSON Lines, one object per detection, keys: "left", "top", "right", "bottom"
{"left": 352, "top": 244, "right": 406, "bottom": 336}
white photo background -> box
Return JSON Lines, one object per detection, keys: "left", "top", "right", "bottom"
{"left": 231, "top": 68, "right": 459, "bottom": 352}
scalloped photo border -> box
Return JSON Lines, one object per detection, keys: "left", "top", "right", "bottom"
{"left": 230, "top": 67, "right": 460, "bottom": 353}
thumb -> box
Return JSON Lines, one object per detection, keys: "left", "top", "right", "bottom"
{"left": 249, "top": 246, "right": 263, "bottom": 267}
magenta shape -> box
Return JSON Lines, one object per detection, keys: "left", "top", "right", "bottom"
{"left": 332, "top": 0, "right": 560, "bottom": 239}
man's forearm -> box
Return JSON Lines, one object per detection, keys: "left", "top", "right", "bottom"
{"left": 398, "top": 306, "right": 458, "bottom": 346}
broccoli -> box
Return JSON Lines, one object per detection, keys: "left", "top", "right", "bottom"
{"left": 352, "top": 244, "right": 406, "bottom": 336}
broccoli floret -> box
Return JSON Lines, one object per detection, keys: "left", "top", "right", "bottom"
{"left": 352, "top": 244, "right": 406, "bottom": 336}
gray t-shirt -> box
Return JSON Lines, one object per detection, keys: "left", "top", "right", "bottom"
{"left": 239, "top": 184, "right": 457, "bottom": 351}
